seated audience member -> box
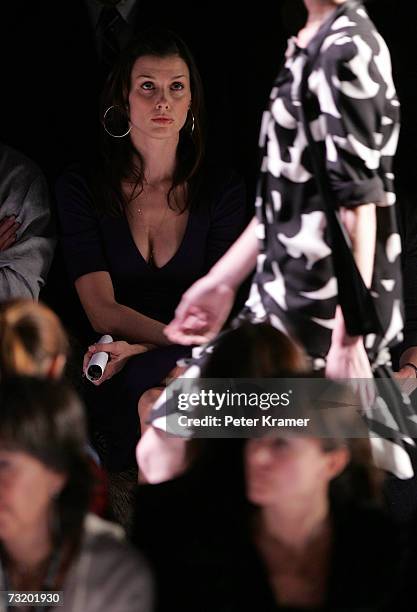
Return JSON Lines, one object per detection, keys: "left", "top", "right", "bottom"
{"left": 57, "top": 29, "right": 247, "bottom": 471}
{"left": 0, "top": 144, "right": 55, "bottom": 300}
{"left": 132, "top": 324, "right": 406, "bottom": 611}
{"left": 0, "top": 299, "right": 107, "bottom": 517}
{"left": 0, "top": 377, "right": 153, "bottom": 611}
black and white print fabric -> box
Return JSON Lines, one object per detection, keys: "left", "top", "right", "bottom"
{"left": 149, "top": 0, "right": 414, "bottom": 479}
{"left": 243, "top": 0, "right": 402, "bottom": 365}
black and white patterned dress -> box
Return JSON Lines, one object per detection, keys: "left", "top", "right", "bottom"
{"left": 150, "top": 1, "right": 415, "bottom": 479}
{"left": 242, "top": 0, "right": 402, "bottom": 367}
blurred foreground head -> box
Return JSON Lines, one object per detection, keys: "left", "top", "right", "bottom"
{"left": 0, "top": 299, "right": 68, "bottom": 379}
{"left": 0, "top": 377, "right": 91, "bottom": 545}
{"left": 201, "top": 322, "right": 308, "bottom": 377}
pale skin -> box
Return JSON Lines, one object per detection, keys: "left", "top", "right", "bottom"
{"left": 0, "top": 451, "right": 66, "bottom": 591}
{"left": 80, "top": 53, "right": 193, "bottom": 383}
{"left": 245, "top": 437, "right": 349, "bottom": 607}
{"left": 245, "top": 438, "right": 349, "bottom": 549}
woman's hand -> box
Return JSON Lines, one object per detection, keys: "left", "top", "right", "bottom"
{"left": 165, "top": 275, "right": 236, "bottom": 345}
{"left": 0, "top": 215, "right": 20, "bottom": 251}
{"left": 326, "top": 338, "right": 375, "bottom": 408}
{"left": 325, "top": 307, "right": 374, "bottom": 405}
{"left": 83, "top": 340, "right": 150, "bottom": 385}
{"left": 326, "top": 338, "right": 373, "bottom": 379}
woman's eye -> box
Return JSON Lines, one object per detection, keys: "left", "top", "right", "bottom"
{"left": 171, "top": 82, "right": 185, "bottom": 91}
{"left": 141, "top": 82, "right": 154, "bottom": 91}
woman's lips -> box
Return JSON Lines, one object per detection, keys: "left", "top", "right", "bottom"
{"left": 152, "top": 117, "right": 174, "bottom": 124}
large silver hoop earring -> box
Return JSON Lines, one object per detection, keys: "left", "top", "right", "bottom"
{"left": 189, "top": 109, "right": 195, "bottom": 135}
{"left": 102, "top": 105, "right": 131, "bottom": 138}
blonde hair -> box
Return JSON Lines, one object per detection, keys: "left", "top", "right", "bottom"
{"left": 0, "top": 299, "right": 69, "bottom": 378}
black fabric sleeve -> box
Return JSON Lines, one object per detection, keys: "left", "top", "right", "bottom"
{"left": 316, "top": 35, "right": 398, "bottom": 208}
{"left": 56, "top": 171, "right": 109, "bottom": 283}
{"left": 399, "top": 195, "right": 417, "bottom": 351}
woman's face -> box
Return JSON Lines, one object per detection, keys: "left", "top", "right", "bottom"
{"left": 245, "top": 437, "right": 347, "bottom": 509}
{"left": 0, "top": 450, "right": 65, "bottom": 543}
{"left": 127, "top": 54, "right": 192, "bottom": 142}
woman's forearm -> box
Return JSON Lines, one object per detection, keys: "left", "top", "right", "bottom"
{"left": 341, "top": 204, "right": 376, "bottom": 289}
{"left": 208, "top": 216, "right": 259, "bottom": 289}
{"left": 75, "top": 272, "right": 171, "bottom": 345}
{"left": 89, "top": 301, "right": 170, "bottom": 345}
{"left": 331, "top": 204, "right": 376, "bottom": 346}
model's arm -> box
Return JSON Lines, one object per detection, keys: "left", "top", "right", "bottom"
{"left": 318, "top": 31, "right": 399, "bottom": 379}
{"left": 165, "top": 216, "right": 259, "bottom": 345}
{"left": 326, "top": 205, "right": 376, "bottom": 379}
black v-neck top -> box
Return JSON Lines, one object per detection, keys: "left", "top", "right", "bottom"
{"left": 56, "top": 166, "right": 247, "bottom": 327}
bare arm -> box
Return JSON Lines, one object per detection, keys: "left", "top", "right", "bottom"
{"left": 208, "top": 216, "right": 259, "bottom": 288}
{"left": 76, "top": 271, "right": 171, "bottom": 345}
{"left": 341, "top": 205, "right": 376, "bottom": 290}
{"left": 165, "top": 217, "right": 259, "bottom": 344}
{"left": 326, "top": 204, "right": 376, "bottom": 379}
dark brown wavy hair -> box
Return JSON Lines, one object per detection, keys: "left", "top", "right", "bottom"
{"left": 95, "top": 28, "right": 206, "bottom": 216}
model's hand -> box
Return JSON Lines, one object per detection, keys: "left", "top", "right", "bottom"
{"left": 0, "top": 215, "right": 20, "bottom": 251}
{"left": 83, "top": 340, "right": 149, "bottom": 385}
{"left": 165, "top": 275, "right": 236, "bottom": 345}
{"left": 326, "top": 338, "right": 375, "bottom": 407}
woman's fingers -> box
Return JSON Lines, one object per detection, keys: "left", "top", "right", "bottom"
{"left": 173, "top": 294, "right": 195, "bottom": 325}
{"left": 166, "top": 308, "right": 209, "bottom": 341}
{"left": 83, "top": 348, "right": 96, "bottom": 373}
{"left": 167, "top": 328, "right": 211, "bottom": 346}
{"left": 0, "top": 215, "right": 17, "bottom": 235}
{"left": 83, "top": 342, "right": 115, "bottom": 374}
{"left": 0, "top": 217, "right": 20, "bottom": 251}
{"left": 0, "top": 233, "right": 18, "bottom": 251}
{"left": 91, "top": 341, "right": 117, "bottom": 353}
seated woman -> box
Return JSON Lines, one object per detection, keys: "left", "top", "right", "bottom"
{"left": 56, "top": 29, "right": 247, "bottom": 472}
{"left": 0, "top": 299, "right": 107, "bottom": 517}
{"left": 132, "top": 324, "right": 406, "bottom": 611}
{"left": 0, "top": 377, "right": 153, "bottom": 611}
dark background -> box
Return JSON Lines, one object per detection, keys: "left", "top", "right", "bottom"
{"left": 0, "top": 0, "right": 414, "bottom": 201}
{"left": 0, "top": 0, "right": 413, "bottom": 363}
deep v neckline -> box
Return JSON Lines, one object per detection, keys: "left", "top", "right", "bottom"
{"left": 122, "top": 209, "right": 192, "bottom": 271}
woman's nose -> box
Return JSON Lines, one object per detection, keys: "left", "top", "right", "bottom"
{"left": 155, "top": 92, "right": 170, "bottom": 110}
{"left": 250, "top": 443, "right": 273, "bottom": 467}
